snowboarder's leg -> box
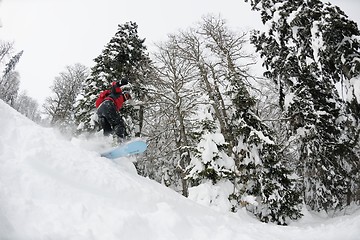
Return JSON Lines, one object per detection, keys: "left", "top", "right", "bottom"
{"left": 113, "top": 118, "right": 128, "bottom": 139}
{"left": 98, "top": 101, "right": 128, "bottom": 140}
{"left": 98, "top": 116, "right": 112, "bottom": 136}
{"left": 107, "top": 113, "right": 127, "bottom": 140}
{"left": 97, "top": 100, "right": 115, "bottom": 136}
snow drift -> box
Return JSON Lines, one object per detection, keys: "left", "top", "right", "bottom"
{"left": 0, "top": 100, "right": 359, "bottom": 240}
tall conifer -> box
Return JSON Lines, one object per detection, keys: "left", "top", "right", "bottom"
{"left": 246, "top": 0, "right": 360, "bottom": 211}
{"left": 75, "top": 22, "right": 152, "bottom": 136}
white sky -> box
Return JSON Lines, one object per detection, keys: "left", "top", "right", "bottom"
{"left": 1, "top": 0, "right": 359, "bottom": 105}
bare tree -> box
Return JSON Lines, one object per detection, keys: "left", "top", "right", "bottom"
{"left": 143, "top": 38, "right": 202, "bottom": 196}
{"left": 173, "top": 15, "right": 256, "bottom": 157}
{"left": 14, "top": 91, "right": 41, "bottom": 122}
{"left": 43, "top": 63, "right": 89, "bottom": 135}
{"left": 143, "top": 15, "right": 257, "bottom": 197}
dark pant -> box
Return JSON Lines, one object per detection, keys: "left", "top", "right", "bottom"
{"left": 97, "top": 100, "right": 127, "bottom": 139}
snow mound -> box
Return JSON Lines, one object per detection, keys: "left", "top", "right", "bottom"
{"left": 0, "top": 100, "right": 359, "bottom": 240}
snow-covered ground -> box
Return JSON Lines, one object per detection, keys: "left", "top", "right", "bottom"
{"left": 0, "top": 100, "right": 359, "bottom": 240}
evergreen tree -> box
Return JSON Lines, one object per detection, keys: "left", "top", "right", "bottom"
{"left": 75, "top": 22, "right": 152, "bottom": 136}
{"left": 0, "top": 70, "right": 20, "bottom": 106}
{"left": 225, "top": 43, "right": 302, "bottom": 224}
{"left": 0, "top": 41, "right": 22, "bottom": 106}
{"left": 230, "top": 105, "right": 302, "bottom": 224}
{"left": 247, "top": 0, "right": 360, "bottom": 211}
{"left": 186, "top": 103, "right": 236, "bottom": 212}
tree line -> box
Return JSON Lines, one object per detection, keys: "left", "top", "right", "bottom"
{"left": 0, "top": 39, "right": 89, "bottom": 128}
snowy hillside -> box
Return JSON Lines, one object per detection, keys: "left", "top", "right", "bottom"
{"left": 0, "top": 99, "right": 359, "bottom": 240}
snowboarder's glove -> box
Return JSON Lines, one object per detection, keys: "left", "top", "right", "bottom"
{"left": 123, "top": 91, "right": 131, "bottom": 101}
{"left": 117, "top": 78, "right": 129, "bottom": 87}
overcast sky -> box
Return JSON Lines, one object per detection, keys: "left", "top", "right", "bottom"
{"left": 1, "top": 0, "right": 359, "bottom": 104}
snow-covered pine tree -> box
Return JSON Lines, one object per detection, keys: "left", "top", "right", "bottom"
{"left": 230, "top": 101, "right": 303, "bottom": 224}
{"left": 0, "top": 71, "right": 20, "bottom": 107}
{"left": 75, "top": 22, "right": 152, "bottom": 136}
{"left": 187, "top": 103, "right": 236, "bottom": 212}
{"left": 247, "top": 0, "right": 360, "bottom": 211}
{"left": 225, "top": 57, "right": 302, "bottom": 224}
{"left": 0, "top": 41, "right": 23, "bottom": 107}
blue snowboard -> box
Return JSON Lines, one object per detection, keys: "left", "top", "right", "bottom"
{"left": 100, "top": 139, "right": 147, "bottom": 159}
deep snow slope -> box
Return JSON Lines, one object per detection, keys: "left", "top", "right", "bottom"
{"left": 0, "top": 100, "right": 359, "bottom": 240}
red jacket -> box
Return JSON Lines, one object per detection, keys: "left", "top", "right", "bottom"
{"left": 95, "top": 83, "right": 125, "bottom": 111}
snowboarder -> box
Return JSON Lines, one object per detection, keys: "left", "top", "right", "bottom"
{"left": 95, "top": 79, "right": 132, "bottom": 142}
